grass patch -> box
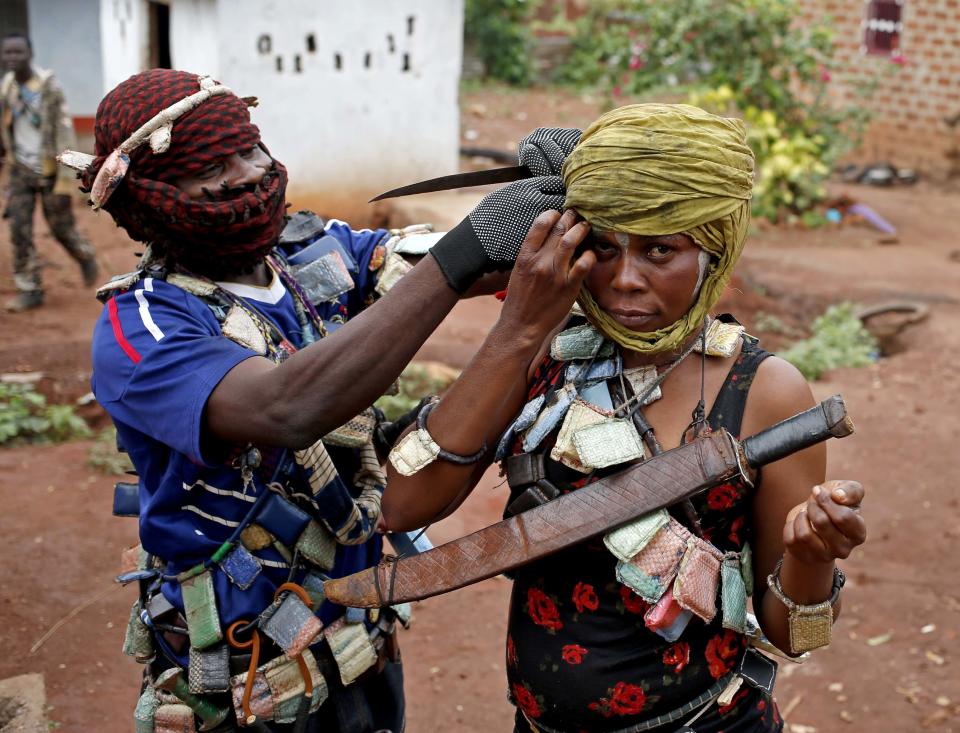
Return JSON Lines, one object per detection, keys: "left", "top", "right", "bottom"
{"left": 779, "top": 303, "right": 878, "bottom": 381}
{"left": 87, "top": 426, "right": 135, "bottom": 475}
{"left": 0, "top": 382, "right": 91, "bottom": 445}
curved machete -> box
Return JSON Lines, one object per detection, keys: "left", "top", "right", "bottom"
{"left": 325, "top": 396, "right": 854, "bottom": 607}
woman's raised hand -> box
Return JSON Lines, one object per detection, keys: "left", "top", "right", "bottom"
{"left": 783, "top": 479, "right": 866, "bottom": 565}
{"left": 499, "top": 209, "right": 595, "bottom": 341}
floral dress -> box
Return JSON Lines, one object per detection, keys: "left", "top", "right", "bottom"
{"left": 504, "top": 330, "right": 784, "bottom": 733}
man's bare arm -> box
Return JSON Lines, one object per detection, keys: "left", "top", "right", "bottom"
{"left": 205, "top": 255, "right": 458, "bottom": 448}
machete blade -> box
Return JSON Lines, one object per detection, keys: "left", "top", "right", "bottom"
{"left": 369, "top": 165, "right": 533, "bottom": 202}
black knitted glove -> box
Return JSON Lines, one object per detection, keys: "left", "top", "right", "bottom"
{"left": 429, "top": 175, "right": 566, "bottom": 293}
{"left": 518, "top": 127, "right": 582, "bottom": 176}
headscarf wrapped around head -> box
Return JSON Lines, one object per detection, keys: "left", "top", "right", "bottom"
{"left": 79, "top": 69, "right": 288, "bottom": 275}
{"left": 562, "top": 103, "right": 754, "bottom": 354}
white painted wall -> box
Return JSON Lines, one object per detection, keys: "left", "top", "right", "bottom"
{"left": 28, "top": 0, "right": 103, "bottom": 116}
{"left": 99, "top": 0, "right": 148, "bottom": 92}
{"left": 209, "top": 0, "right": 463, "bottom": 204}
{"left": 169, "top": 0, "right": 218, "bottom": 77}
{"left": 95, "top": 0, "right": 463, "bottom": 213}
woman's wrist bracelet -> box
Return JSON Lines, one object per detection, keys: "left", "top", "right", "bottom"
{"left": 389, "top": 398, "right": 487, "bottom": 476}
{"left": 766, "top": 558, "right": 845, "bottom": 655}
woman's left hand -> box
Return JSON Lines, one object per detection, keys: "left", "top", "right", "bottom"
{"left": 783, "top": 479, "right": 866, "bottom": 564}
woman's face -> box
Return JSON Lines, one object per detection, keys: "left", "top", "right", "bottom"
{"left": 584, "top": 230, "right": 704, "bottom": 332}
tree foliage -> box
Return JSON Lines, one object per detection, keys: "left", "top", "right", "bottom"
{"left": 560, "top": 0, "right": 888, "bottom": 220}
{"left": 464, "top": 0, "right": 534, "bottom": 86}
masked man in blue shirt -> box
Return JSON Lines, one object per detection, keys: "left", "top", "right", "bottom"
{"left": 66, "top": 68, "right": 573, "bottom": 732}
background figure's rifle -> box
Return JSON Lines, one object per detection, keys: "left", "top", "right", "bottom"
{"left": 325, "top": 396, "right": 854, "bottom": 608}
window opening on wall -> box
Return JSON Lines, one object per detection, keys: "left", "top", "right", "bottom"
{"left": 0, "top": 1, "right": 29, "bottom": 38}
{"left": 306, "top": 34, "right": 316, "bottom": 53}
{"left": 258, "top": 34, "right": 272, "bottom": 55}
{"left": 402, "top": 53, "right": 411, "bottom": 72}
{"left": 407, "top": 15, "right": 415, "bottom": 36}
{"left": 148, "top": 1, "right": 171, "bottom": 68}
{"left": 863, "top": 0, "right": 903, "bottom": 55}
{"left": 364, "top": 52, "right": 371, "bottom": 69}
{"left": 334, "top": 53, "right": 342, "bottom": 70}
{"left": 387, "top": 33, "right": 395, "bottom": 53}
{"left": 275, "top": 55, "right": 283, "bottom": 73}
{"left": 294, "top": 54, "right": 302, "bottom": 73}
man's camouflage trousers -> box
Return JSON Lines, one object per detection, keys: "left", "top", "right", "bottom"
{"left": 6, "top": 164, "right": 96, "bottom": 294}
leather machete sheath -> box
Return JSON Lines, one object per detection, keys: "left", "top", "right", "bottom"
{"left": 323, "top": 395, "right": 854, "bottom": 608}
{"left": 368, "top": 165, "right": 533, "bottom": 202}
{"left": 324, "top": 429, "right": 744, "bottom": 607}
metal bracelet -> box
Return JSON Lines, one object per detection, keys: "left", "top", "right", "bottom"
{"left": 766, "top": 558, "right": 845, "bottom": 654}
{"left": 416, "top": 399, "right": 487, "bottom": 465}
{"left": 766, "top": 558, "right": 845, "bottom": 610}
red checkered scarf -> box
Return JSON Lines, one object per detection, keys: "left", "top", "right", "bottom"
{"left": 81, "top": 69, "right": 288, "bottom": 272}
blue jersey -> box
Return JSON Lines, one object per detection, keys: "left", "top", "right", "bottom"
{"left": 91, "top": 220, "right": 389, "bottom": 656}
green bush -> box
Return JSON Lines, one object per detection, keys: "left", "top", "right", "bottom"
{"left": 0, "top": 382, "right": 91, "bottom": 445}
{"left": 375, "top": 363, "right": 460, "bottom": 421}
{"left": 464, "top": 0, "right": 534, "bottom": 86}
{"left": 88, "top": 426, "right": 135, "bottom": 474}
{"left": 559, "top": 0, "right": 890, "bottom": 220}
{"left": 779, "top": 303, "right": 878, "bottom": 380}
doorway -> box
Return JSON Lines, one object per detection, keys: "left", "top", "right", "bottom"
{"left": 148, "top": 1, "right": 171, "bottom": 69}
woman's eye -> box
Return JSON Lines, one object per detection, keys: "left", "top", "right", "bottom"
{"left": 648, "top": 244, "right": 672, "bottom": 258}
{"left": 590, "top": 238, "right": 618, "bottom": 255}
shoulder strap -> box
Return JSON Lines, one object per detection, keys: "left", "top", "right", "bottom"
{"left": 707, "top": 334, "right": 772, "bottom": 438}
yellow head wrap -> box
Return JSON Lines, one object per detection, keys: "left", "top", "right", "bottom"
{"left": 562, "top": 103, "right": 755, "bottom": 354}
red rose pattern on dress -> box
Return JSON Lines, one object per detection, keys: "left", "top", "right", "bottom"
{"left": 707, "top": 482, "right": 739, "bottom": 511}
{"left": 512, "top": 682, "right": 542, "bottom": 719}
{"left": 562, "top": 644, "right": 588, "bottom": 665}
{"left": 662, "top": 641, "right": 691, "bottom": 674}
{"left": 506, "top": 634, "right": 518, "bottom": 669}
{"left": 706, "top": 628, "right": 742, "bottom": 679}
{"left": 718, "top": 686, "right": 749, "bottom": 715}
{"left": 610, "top": 682, "right": 647, "bottom": 716}
{"left": 526, "top": 587, "right": 563, "bottom": 631}
{"left": 572, "top": 581, "right": 599, "bottom": 613}
{"left": 589, "top": 682, "right": 647, "bottom": 718}
{"left": 728, "top": 514, "right": 745, "bottom": 544}
{"left": 619, "top": 584, "right": 649, "bottom": 615}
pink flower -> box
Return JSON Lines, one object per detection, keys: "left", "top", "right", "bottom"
{"left": 612, "top": 86, "right": 623, "bottom": 98}
{"left": 890, "top": 53, "right": 908, "bottom": 66}
{"left": 818, "top": 64, "right": 831, "bottom": 82}
{"left": 629, "top": 56, "right": 642, "bottom": 70}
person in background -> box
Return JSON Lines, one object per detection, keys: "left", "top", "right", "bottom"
{"left": 0, "top": 31, "right": 97, "bottom": 312}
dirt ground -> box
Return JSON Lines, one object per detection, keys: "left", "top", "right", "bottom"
{"left": 1, "top": 87, "right": 959, "bottom": 732}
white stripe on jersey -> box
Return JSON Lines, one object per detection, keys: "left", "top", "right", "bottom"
{"left": 183, "top": 504, "right": 242, "bottom": 527}
{"left": 255, "top": 557, "right": 291, "bottom": 569}
{"left": 182, "top": 480, "right": 258, "bottom": 503}
{"left": 135, "top": 278, "right": 165, "bottom": 341}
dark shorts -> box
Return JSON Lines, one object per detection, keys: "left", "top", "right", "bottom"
{"left": 272, "top": 659, "right": 404, "bottom": 733}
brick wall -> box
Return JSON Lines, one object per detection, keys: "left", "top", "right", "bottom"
{"left": 798, "top": 0, "right": 960, "bottom": 178}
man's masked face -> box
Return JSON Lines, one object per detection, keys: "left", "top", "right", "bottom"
{"left": 174, "top": 144, "right": 273, "bottom": 200}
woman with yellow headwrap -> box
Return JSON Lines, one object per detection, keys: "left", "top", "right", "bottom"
{"left": 383, "top": 104, "right": 867, "bottom": 732}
